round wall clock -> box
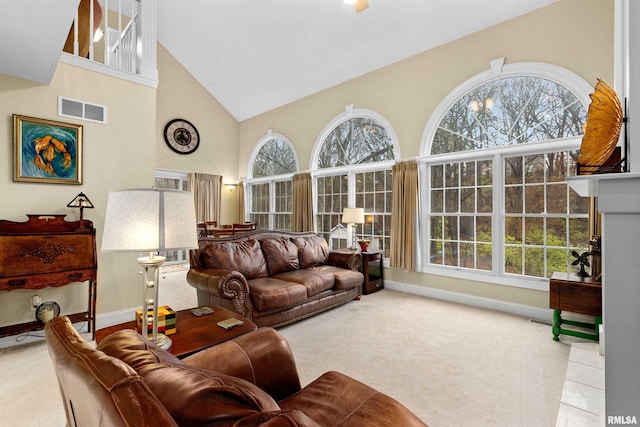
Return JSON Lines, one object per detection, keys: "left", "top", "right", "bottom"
{"left": 163, "top": 118, "right": 200, "bottom": 154}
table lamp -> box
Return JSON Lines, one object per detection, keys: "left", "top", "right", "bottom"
{"left": 342, "top": 207, "right": 365, "bottom": 250}
{"left": 101, "top": 188, "right": 197, "bottom": 350}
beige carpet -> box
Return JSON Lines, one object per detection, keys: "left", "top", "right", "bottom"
{"left": 0, "top": 270, "right": 571, "bottom": 426}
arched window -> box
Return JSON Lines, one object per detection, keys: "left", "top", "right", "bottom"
{"left": 313, "top": 107, "right": 399, "bottom": 256}
{"left": 420, "top": 62, "right": 592, "bottom": 287}
{"left": 252, "top": 137, "right": 297, "bottom": 177}
{"left": 247, "top": 133, "right": 298, "bottom": 230}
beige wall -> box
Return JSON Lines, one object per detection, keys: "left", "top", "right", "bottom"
{"left": 237, "top": 0, "right": 615, "bottom": 310}
{"left": 0, "top": 45, "right": 240, "bottom": 328}
{"left": 0, "top": 0, "right": 616, "bottom": 329}
{"left": 0, "top": 63, "right": 156, "bottom": 326}
{"left": 155, "top": 44, "right": 241, "bottom": 224}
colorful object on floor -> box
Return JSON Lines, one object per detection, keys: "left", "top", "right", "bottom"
{"left": 136, "top": 305, "right": 176, "bottom": 336}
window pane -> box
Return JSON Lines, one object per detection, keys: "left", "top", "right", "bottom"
{"left": 525, "top": 185, "right": 544, "bottom": 213}
{"left": 431, "top": 165, "right": 443, "bottom": 188}
{"left": 546, "top": 183, "right": 567, "bottom": 214}
{"left": 431, "top": 190, "right": 443, "bottom": 212}
{"left": 504, "top": 186, "right": 522, "bottom": 214}
{"left": 317, "top": 117, "right": 394, "bottom": 168}
{"left": 252, "top": 138, "right": 297, "bottom": 177}
{"left": 524, "top": 154, "right": 545, "bottom": 184}
{"left": 431, "top": 76, "right": 587, "bottom": 155}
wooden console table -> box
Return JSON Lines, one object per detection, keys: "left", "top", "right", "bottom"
{"left": 549, "top": 272, "right": 601, "bottom": 342}
{"left": 0, "top": 215, "right": 97, "bottom": 338}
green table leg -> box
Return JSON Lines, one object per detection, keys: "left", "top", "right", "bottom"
{"left": 552, "top": 309, "right": 561, "bottom": 341}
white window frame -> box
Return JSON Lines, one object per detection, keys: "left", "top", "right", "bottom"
{"left": 246, "top": 131, "right": 298, "bottom": 230}
{"left": 418, "top": 61, "right": 594, "bottom": 291}
{"left": 311, "top": 106, "right": 400, "bottom": 257}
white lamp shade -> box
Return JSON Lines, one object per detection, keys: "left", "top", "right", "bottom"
{"left": 342, "top": 207, "right": 365, "bottom": 224}
{"left": 101, "top": 188, "right": 198, "bottom": 252}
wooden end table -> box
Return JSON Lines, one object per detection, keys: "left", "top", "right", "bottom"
{"left": 95, "top": 306, "right": 257, "bottom": 358}
{"left": 361, "top": 250, "right": 384, "bottom": 295}
{"left": 549, "top": 272, "right": 602, "bottom": 342}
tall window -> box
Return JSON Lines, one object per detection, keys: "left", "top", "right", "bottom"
{"left": 313, "top": 110, "right": 398, "bottom": 256}
{"left": 155, "top": 169, "right": 190, "bottom": 264}
{"left": 422, "top": 64, "right": 592, "bottom": 286}
{"left": 247, "top": 134, "right": 297, "bottom": 230}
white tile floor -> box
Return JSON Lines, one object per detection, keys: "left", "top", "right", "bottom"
{"left": 556, "top": 342, "right": 605, "bottom": 426}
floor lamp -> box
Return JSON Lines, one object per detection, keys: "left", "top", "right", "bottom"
{"left": 101, "top": 188, "right": 197, "bottom": 350}
{"left": 342, "top": 207, "right": 365, "bottom": 250}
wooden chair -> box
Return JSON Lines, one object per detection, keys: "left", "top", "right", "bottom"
{"left": 233, "top": 222, "right": 256, "bottom": 233}
{"left": 212, "top": 228, "right": 235, "bottom": 237}
{"left": 196, "top": 222, "right": 207, "bottom": 238}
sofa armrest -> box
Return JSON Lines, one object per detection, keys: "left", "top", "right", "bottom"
{"left": 187, "top": 267, "right": 254, "bottom": 318}
{"left": 327, "top": 250, "right": 362, "bottom": 271}
{"left": 182, "top": 327, "right": 302, "bottom": 402}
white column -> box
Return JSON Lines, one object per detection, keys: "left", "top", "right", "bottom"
{"left": 138, "top": 0, "right": 158, "bottom": 81}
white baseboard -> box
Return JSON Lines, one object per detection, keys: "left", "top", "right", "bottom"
{"left": 0, "top": 307, "right": 138, "bottom": 349}
{"left": 384, "top": 280, "right": 553, "bottom": 323}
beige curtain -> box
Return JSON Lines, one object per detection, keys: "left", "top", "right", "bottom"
{"left": 238, "top": 182, "right": 245, "bottom": 223}
{"left": 390, "top": 160, "right": 418, "bottom": 270}
{"left": 292, "top": 172, "right": 313, "bottom": 232}
{"left": 189, "top": 173, "right": 222, "bottom": 223}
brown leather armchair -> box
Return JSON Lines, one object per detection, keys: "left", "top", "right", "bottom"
{"left": 46, "top": 316, "right": 427, "bottom": 426}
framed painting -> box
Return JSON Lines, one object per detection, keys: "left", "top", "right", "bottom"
{"left": 14, "top": 115, "right": 83, "bottom": 184}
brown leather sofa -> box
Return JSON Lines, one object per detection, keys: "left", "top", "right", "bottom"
{"left": 187, "top": 231, "right": 364, "bottom": 328}
{"left": 46, "top": 316, "right": 427, "bottom": 426}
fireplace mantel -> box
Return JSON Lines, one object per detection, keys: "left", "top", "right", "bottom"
{"left": 568, "top": 172, "right": 640, "bottom": 422}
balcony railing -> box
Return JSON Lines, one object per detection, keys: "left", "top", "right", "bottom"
{"left": 62, "top": 0, "right": 157, "bottom": 86}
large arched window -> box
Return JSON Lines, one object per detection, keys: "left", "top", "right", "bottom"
{"left": 420, "top": 62, "right": 592, "bottom": 288}
{"left": 313, "top": 107, "right": 399, "bottom": 255}
{"left": 247, "top": 132, "right": 298, "bottom": 230}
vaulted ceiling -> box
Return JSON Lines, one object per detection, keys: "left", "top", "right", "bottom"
{"left": 0, "top": 0, "right": 557, "bottom": 121}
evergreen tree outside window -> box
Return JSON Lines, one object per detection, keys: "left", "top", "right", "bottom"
{"left": 247, "top": 134, "right": 298, "bottom": 230}
{"left": 422, "top": 64, "right": 592, "bottom": 286}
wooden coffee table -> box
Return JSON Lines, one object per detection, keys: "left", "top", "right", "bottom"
{"left": 95, "top": 306, "right": 257, "bottom": 358}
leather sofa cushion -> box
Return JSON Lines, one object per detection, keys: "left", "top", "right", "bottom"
{"left": 202, "top": 239, "right": 268, "bottom": 280}
{"left": 261, "top": 238, "right": 299, "bottom": 275}
{"left": 291, "top": 235, "right": 329, "bottom": 268}
{"left": 249, "top": 277, "right": 308, "bottom": 312}
{"left": 308, "top": 265, "right": 363, "bottom": 290}
{"left": 273, "top": 269, "right": 334, "bottom": 298}
{"left": 279, "top": 371, "right": 426, "bottom": 426}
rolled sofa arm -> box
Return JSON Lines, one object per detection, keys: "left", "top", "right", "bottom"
{"left": 327, "top": 251, "right": 362, "bottom": 271}
{"left": 186, "top": 267, "right": 253, "bottom": 318}
{"left": 182, "top": 327, "right": 302, "bottom": 402}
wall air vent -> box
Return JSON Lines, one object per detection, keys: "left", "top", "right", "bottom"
{"left": 58, "top": 96, "right": 107, "bottom": 124}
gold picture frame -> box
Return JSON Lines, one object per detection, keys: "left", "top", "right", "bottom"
{"left": 14, "top": 115, "right": 83, "bottom": 184}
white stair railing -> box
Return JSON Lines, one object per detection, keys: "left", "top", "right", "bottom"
{"left": 65, "top": 0, "right": 156, "bottom": 84}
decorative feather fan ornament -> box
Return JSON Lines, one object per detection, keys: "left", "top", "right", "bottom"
{"left": 354, "top": 0, "right": 368, "bottom": 13}
{"left": 577, "top": 79, "right": 623, "bottom": 173}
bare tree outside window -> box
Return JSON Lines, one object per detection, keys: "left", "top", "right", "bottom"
{"left": 428, "top": 75, "right": 589, "bottom": 280}
{"left": 318, "top": 118, "right": 394, "bottom": 168}
{"left": 248, "top": 138, "right": 297, "bottom": 231}
{"left": 252, "top": 139, "right": 297, "bottom": 177}
{"left": 316, "top": 116, "right": 395, "bottom": 256}
{"left": 432, "top": 77, "right": 586, "bottom": 154}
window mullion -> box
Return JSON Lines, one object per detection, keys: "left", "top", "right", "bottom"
{"left": 494, "top": 152, "right": 504, "bottom": 276}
